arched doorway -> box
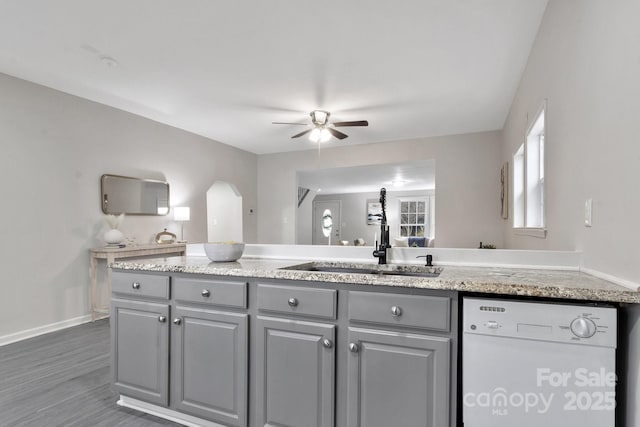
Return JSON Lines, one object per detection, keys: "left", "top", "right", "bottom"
{"left": 206, "top": 181, "right": 243, "bottom": 242}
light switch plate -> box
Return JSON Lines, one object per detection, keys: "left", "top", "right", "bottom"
{"left": 585, "top": 198, "right": 593, "bottom": 227}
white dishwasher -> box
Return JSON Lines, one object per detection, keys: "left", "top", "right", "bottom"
{"left": 462, "top": 297, "right": 617, "bottom": 427}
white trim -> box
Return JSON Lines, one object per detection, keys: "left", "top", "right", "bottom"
{"left": 580, "top": 267, "right": 640, "bottom": 292}
{"left": 513, "top": 227, "right": 547, "bottom": 238}
{"left": 118, "top": 396, "right": 225, "bottom": 427}
{"left": 434, "top": 261, "right": 578, "bottom": 271}
{"left": 397, "top": 197, "right": 430, "bottom": 238}
{"left": 526, "top": 99, "right": 547, "bottom": 137}
{"left": 0, "top": 314, "right": 93, "bottom": 347}
{"left": 514, "top": 100, "right": 547, "bottom": 229}
{"left": 232, "top": 244, "right": 584, "bottom": 269}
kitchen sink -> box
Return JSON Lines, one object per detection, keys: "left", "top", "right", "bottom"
{"left": 282, "top": 262, "right": 442, "bottom": 278}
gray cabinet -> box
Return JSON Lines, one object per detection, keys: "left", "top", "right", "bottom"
{"left": 346, "top": 327, "right": 450, "bottom": 427}
{"left": 255, "top": 316, "right": 336, "bottom": 427}
{"left": 111, "top": 271, "right": 457, "bottom": 427}
{"left": 111, "top": 298, "right": 169, "bottom": 406}
{"left": 171, "top": 305, "right": 248, "bottom": 426}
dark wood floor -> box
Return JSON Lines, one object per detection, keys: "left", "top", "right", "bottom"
{"left": 0, "top": 320, "right": 181, "bottom": 427}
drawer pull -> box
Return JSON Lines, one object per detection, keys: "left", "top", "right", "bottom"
{"left": 288, "top": 297, "right": 299, "bottom": 307}
{"left": 322, "top": 338, "right": 333, "bottom": 349}
{"left": 201, "top": 289, "right": 211, "bottom": 298}
{"left": 349, "top": 343, "right": 359, "bottom": 353}
{"left": 132, "top": 282, "right": 141, "bottom": 290}
{"left": 158, "top": 315, "right": 167, "bottom": 323}
{"left": 173, "top": 318, "right": 182, "bottom": 325}
{"left": 391, "top": 306, "right": 403, "bottom": 317}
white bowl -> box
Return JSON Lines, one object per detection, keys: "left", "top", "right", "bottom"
{"left": 204, "top": 242, "right": 245, "bottom": 262}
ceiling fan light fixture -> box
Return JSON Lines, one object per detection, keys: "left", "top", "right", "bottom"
{"left": 391, "top": 179, "right": 408, "bottom": 187}
{"left": 309, "top": 126, "right": 332, "bottom": 143}
{"left": 309, "top": 127, "right": 321, "bottom": 142}
{"left": 275, "top": 109, "right": 367, "bottom": 141}
{"left": 320, "top": 127, "right": 331, "bottom": 142}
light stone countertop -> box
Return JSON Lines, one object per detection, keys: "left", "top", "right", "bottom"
{"left": 110, "top": 256, "right": 640, "bottom": 304}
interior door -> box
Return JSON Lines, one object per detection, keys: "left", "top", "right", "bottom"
{"left": 312, "top": 200, "right": 341, "bottom": 245}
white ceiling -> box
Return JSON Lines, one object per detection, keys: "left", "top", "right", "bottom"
{"left": 0, "top": 0, "right": 548, "bottom": 154}
{"left": 297, "top": 160, "right": 435, "bottom": 194}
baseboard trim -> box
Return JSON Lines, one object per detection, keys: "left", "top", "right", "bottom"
{"left": 0, "top": 314, "right": 94, "bottom": 347}
{"left": 581, "top": 267, "right": 640, "bottom": 292}
{"left": 118, "top": 396, "right": 225, "bottom": 427}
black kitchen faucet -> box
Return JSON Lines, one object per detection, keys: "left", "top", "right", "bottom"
{"left": 372, "top": 188, "right": 391, "bottom": 264}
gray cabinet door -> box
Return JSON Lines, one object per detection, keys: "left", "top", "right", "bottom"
{"left": 256, "top": 316, "right": 335, "bottom": 427}
{"left": 111, "top": 298, "right": 169, "bottom": 406}
{"left": 171, "top": 306, "right": 248, "bottom": 427}
{"left": 346, "top": 328, "right": 450, "bottom": 427}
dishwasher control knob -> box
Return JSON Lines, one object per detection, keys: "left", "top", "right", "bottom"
{"left": 570, "top": 317, "right": 597, "bottom": 338}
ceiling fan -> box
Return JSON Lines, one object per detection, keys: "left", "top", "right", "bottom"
{"left": 272, "top": 110, "right": 368, "bottom": 143}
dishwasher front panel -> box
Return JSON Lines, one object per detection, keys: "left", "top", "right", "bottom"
{"left": 462, "top": 297, "right": 617, "bottom": 427}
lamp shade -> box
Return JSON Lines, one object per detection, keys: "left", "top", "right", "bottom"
{"left": 174, "top": 206, "right": 191, "bottom": 221}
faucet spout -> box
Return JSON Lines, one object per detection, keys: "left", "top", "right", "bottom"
{"left": 372, "top": 188, "right": 391, "bottom": 264}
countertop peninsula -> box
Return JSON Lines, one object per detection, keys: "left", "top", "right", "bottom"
{"left": 110, "top": 256, "right": 640, "bottom": 304}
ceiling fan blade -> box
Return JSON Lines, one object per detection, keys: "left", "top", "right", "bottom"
{"left": 327, "top": 127, "right": 349, "bottom": 140}
{"left": 272, "top": 122, "right": 308, "bottom": 125}
{"left": 291, "top": 129, "right": 313, "bottom": 139}
{"left": 332, "top": 120, "right": 369, "bottom": 127}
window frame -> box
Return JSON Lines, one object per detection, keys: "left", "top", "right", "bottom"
{"left": 513, "top": 101, "right": 547, "bottom": 238}
{"left": 397, "top": 195, "right": 434, "bottom": 239}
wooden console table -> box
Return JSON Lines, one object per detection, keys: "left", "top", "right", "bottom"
{"left": 89, "top": 243, "right": 186, "bottom": 320}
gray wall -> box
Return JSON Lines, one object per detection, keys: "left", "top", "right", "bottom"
{"left": 259, "top": 131, "right": 504, "bottom": 249}
{"left": 0, "top": 72, "right": 257, "bottom": 338}
{"left": 501, "top": 0, "right": 640, "bottom": 284}
{"left": 501, "top": 2, "right": 640, "bottom": 421}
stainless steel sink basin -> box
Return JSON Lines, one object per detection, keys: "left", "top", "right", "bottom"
{"left": 282, "top": 262, "right": 442, "bottom": 278}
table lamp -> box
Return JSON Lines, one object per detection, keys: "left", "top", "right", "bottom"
{"left": 173, "top": 207, "right": 190, "bottom": 242}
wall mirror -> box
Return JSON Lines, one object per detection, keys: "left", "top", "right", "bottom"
{"left": 101, "top": 174, "right": 170, "bottom": 215}
{"left": 296, "top": 160, "right": 436, "bottom": 246}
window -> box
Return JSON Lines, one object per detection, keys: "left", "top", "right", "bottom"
{"left": 513, "top": 103, "right": 545, "bottom": 234}
{"left": 398, "top": 196, "right": 434, "bottom": 238}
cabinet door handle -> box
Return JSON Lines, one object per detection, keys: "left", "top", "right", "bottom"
{"left": 322, "top": 338, "right": 333, "bottom": 349}
{"left": 201, "top": 289, "right": 211, "bottom": 298}
{"left": 391, "top": 306, "right": 402, "bottom": 317}
{"left": 173, "top": 318, "right": 182, "bottom": 325}
{"left": 288, "top": 297, "right": 299, "bottom": 307}
{"left": 158, "top": 315, "right": 167, "bottom": 323}
{"left": 349, "top": 343, "right": 359, "bottom": 353}
{"left": 132, "top": 282, "right": 141, "bottom": 290}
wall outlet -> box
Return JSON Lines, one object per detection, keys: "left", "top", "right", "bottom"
{"left": 584, "top": 198, "right": 593, "bottom": 227}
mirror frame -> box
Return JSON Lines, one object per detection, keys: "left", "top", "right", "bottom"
{"left": 100, "top": 174, "right": 170, "bottom": 216}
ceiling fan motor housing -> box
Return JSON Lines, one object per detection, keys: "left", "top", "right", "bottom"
{"left": 310, "top": 110, "right": 330, "bottom": 126}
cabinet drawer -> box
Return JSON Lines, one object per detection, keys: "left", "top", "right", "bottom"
{"left": 349, "top": 291, "right": 450, "bottom": 332}
{"left": 257, "top": 284, "right": 337, "bottom": 320}
{"left": 173, "top": 277, "right": 247, "bottom": 309}
{"left": 112, "top": 272, "right": 169, "bottom": 299}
